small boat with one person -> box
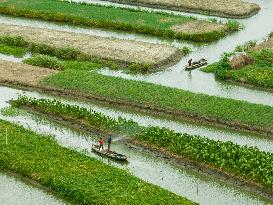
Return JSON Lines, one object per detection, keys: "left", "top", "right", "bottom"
{"left": 185, "top": 58, "right": 207, "bottom": 70}
{"left": 91, "top": 144, "right": 128, "bottom": 161}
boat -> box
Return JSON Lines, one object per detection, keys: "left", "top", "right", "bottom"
{"left": 91, "top": 144, "right": 128, "bottom": 161}
{"left": 185, "top": 58, "right": 207, "bottom": 70}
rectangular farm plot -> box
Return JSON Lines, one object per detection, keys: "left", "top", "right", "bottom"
{"left": 0, "top": 60, "right": 57, "bottom": 86}
{"left": 0, "top": 24, "right": 182, "bottom": 70}
{"left": 0, "top": 0, "right": 236, "bottom": 42}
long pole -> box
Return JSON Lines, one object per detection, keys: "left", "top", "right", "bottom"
{"left": 196, "top": 182, "right": 198, "bottom": 196}
{"left": 5, "top": 128, "right": 8, "bottom": 145}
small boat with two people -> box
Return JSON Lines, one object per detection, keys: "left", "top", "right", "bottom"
{"left": 91, "top": 144, "right": 128, "bottom": 161}
{"left": 185, "top": 58, "right": 208, "bottom": 71}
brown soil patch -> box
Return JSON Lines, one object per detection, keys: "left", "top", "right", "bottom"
{"left": 230, "top": 54, "right": 252, "bottom": 69}
{"left": 171, "top": 21, "right": 227, "bottom": 34}
{"left": 0, "top": 60, "right": 57, "bottom": 86}
{"left": 104, "top": 0, "right": 260, "bottom": 18}
{"left": 252, "top": 38, "right": 273, "bottom": 51}
{"left": 0, "top": 24, "right": 181, "bottom": 67}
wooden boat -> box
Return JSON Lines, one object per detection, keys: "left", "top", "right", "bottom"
{"left": 185, "top": 58, "right": 207, "bottom": 70}
{"left": 91, "top": 144, "right": 128, "bottom": 161}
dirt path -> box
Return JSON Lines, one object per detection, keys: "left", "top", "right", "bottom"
{"left": 0, "top": 24, "right": 182, "bottom": 68}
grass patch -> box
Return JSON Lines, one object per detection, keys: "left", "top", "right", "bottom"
{"left": 0, "top": 119, "right": 195, "bottom": 205}
{"left": 0, "top": 0, "right": 236, "bottom": 42}
{"left": 23, "top": 54, "right": 103, "bottom": 71}
{"left": 0, "top": 43, "right": 27, "bottom": 57}
{"left": 42, "top": 69, "right": 273, "bottom": 133}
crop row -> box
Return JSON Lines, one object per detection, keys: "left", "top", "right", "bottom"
{"left": 0, "top": 119, "right": 194, "bottom": 205}
{"left": 0, "top": 43, "right": 27, "bottom": 57}
{"left": 12, "top": 96, "right": 141, "bottom": 136}
{"left": 0, "top": 0, "right": 237, "bottom": 42}
{"left": 136, "top": 127, "right": 273, "bottom": 191}
{"left": 12, "top": 96, "right": 273, "bottom": 192}
{"left": 42, "top": 69, "right": 273, "bottom": 134}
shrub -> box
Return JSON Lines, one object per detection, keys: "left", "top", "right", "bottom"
{"left": 215, "top": 54, "right": 232, "bottom": 79}
{"left": 227, "top": 20, "right": 241, "bottom": 31}
{"left": 23, "top": 54, "right": 63, "bottom": 70}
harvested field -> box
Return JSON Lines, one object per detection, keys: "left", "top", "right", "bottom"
{"left": 171, "top": 21, "right": 227, "bottom": 34}
{"left": 0, "top": 60, "right": 57, "bottom": 86}
{"left": 0, "top": 24, "right": 182, "bottom": 68}
{"left": 100, "top": 0, "right": 260, "bottom": 18}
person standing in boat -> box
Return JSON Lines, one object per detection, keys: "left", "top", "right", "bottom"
{"left": 98, "top": 137, "right": 104, "bottom": 151}
{"left": 107, "top": 135, "right": 112, "bottom": 151}
{"left": 188, "top": 58, "right": 193, "bottom": 66}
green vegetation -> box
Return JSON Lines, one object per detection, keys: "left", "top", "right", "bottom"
{"left": 0, "top": 43, "right": 27, "bottom": 57}
{"left": 24, "top": 55, "right": 63, "bottom": 70}
{"left": 11, "top": 96, "right": 273, "bottom": 192}
{"left": 227, "top": 20, "right": 241, "bottom": 31}
{"left": 41, "top": 69, "right": 273, "bottom": 134}
{"left": 136, "top": 127, "right": 273, "bottom": 191}
{"left": 23, "top": 54, "right": 103, "bottom": 71}
{"left": 0, "top": 0, "right": 237, "bottom": 42}
{"left": 12, "top": 96, "right": 141, "bottom": 135}
{"left": 0, "top": 119, "right": 195, "bottom": 205}
{"left": 202, "top": 47, "right": 273, "bottom": 89}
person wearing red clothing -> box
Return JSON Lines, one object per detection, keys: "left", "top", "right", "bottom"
{"left": 98, "top": 137, "right": 104, "bottom": 151}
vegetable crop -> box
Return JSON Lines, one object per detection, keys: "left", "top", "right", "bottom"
{"left": 12, "top": 96, "right": 141, "bottom": 136}
{"left": 0, "top": 119, "right": 195, "bottom": 205}
{"left": 136, "top": 127, "right": 273, "bottom": 190}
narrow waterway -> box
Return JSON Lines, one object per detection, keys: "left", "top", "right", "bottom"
{"left": 0, "top": 15, "right": 195, "bottom": 49}
{"left": 98, "top": 0, "right": 273, "bottom": 106}
{"left": 0, "top": 85, "right": 273, "bottom": 205}
{"left": 1, "top": 0, "right": 273, "bottom": 105}
{"left": 0, "top": 172, "right": 67, "bottom": 205}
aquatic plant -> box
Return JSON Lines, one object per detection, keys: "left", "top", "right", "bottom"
{"left": 137, "top": 127, "right": 273, "bottom": 190}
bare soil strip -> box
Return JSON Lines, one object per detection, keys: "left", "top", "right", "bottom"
{"left": 0, "top": 24, "right": 182, "bottom": 68}
{"left": 0, "top": 60, "right": 57, "bottom": 86}
{"left": 1, "top": 60, "right": 272, "bottom": 137}
{"left": 99, "top": 0, "right": 260, "bottom": 18}
{"left": 171, "top": 21, "right": 227, "bottom": 34}
{"left": 252, "top": 37, "right": 273, "bottom": 51}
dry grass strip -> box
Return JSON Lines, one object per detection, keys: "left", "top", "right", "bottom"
{"left": 0, "top": 24, "right": 181, "bottom": 67}
{"left": 103, "top": 0, "right": 260, "bottom": 18}
{"left": 171, "top": 21, "right": 227, "bottom": 34}
{"left": 252, "top": 38, "right": 273, "bottom": 51}
{"left": 0, "top": 60, "right": 57, "bottom": 86}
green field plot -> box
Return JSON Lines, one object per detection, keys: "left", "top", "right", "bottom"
{"left": 0, "top": 0, "right": 238, "bottom": 42}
